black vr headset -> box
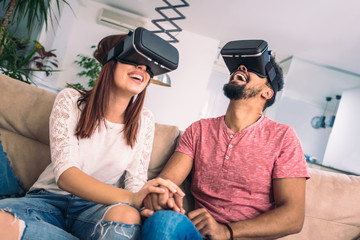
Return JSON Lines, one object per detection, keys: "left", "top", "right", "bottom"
{"left": 221, "top": 40, "right": 279, "bottom": 95}
{"left": 102, "top": 27, "right": 179, "bottom": 78}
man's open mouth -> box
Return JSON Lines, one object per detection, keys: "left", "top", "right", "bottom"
{"left": 231, "top": 71, "right": 248, "bottom": 83}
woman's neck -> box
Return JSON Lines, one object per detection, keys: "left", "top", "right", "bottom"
{"left": 106, "top": 91, "right": 132, "bottom": 124}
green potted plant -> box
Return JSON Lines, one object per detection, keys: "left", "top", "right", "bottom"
{"left": 70, "top": 45, "right": 102, "bottom": 90}
{"left": 0, "top": 0, "right": 70, "bottom": 84}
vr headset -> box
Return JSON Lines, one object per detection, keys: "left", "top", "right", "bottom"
{"left": 221, "top": 40, "right": 279, "bottom": 94}
{"left": 102, "top": 27, "right": 179, "bottom": 78}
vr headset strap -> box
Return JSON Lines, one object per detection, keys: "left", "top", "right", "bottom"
{"left": 265, "top": 62, "right": 278, "bottom": 94}
{"left": 102, "top": 42, "right": 124, "bottom": 65}
{"left": 102, "top": 31, "right": 133, "bottom": 65}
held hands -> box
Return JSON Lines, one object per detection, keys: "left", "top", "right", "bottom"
{"left": 131, "top": 177, "right": 185, "bottom": 214}
{"left": 188, "top": 208, "right": 230, "bottom": 240}
{"left": 138, "top": 181, "right": 229, "bottom": 239}
{"left": 141, "top": 178, "right": 186, "bottom": 218}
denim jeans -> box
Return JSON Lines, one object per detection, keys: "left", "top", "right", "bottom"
{"left": 140, "top": 210, "right": 203, "bottom": 240}
{"left": 0, "top": 189, "right": 140, "bottom": 240}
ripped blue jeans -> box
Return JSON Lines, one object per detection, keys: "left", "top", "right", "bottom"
{"left": 140, "top": 210, "right": 203, "bottom": 240}
{"left": 0, "top": 189, "right": 140, "bottom": 240}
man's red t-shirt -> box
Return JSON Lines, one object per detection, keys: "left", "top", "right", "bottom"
{"left": 176, "top": 115, "right": 310, "bottom": 223}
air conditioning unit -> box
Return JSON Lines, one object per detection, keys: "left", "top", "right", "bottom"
{"left": 97, "top": 8, "right": 144, "bottom": 32}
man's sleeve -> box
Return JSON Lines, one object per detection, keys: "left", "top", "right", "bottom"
{"left": 273, "top": 127, "right": 310, "bottom": 179}
{"left": 175, "top": 122, "right": 198, "bottom": 159}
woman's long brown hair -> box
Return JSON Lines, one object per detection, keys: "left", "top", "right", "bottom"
{"left": 74, "top": 34, "right": 148, "bottom": 148}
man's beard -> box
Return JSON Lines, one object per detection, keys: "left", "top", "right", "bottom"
{"left": 223, "top": 82, "right": 262, "bottom": 100}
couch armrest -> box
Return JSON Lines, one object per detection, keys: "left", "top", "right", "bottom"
{"left": 281, "top": 168, "right": 360, "bottom": 239}
{"left": 148, "top": 123, "right": 181, "bottom": 179}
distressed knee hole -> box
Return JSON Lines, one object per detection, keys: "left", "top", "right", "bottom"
{"left": 0, "top": 210, "right": 26, "bottom": 240}
{"left": 103, "top": 204, "right": 141, "bottom": 225}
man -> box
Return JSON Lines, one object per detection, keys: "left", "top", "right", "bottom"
{"left": 140, "top": 40, "right": 310, "bottom": 240}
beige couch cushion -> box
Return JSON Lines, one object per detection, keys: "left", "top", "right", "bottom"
{"left": 0, "top": 129, "right": 51, "bottom": 190}
{"left": 148, "top": 124, "right": 180, "bottom": 179}
{"left": 0, "top": 73, "right": 56, "bottom": 145}
{"left": 0, "top": 74, "right": 56, "bottom": 190}
{"left": 281, "top": 168, "right": 360, "bottom": 239}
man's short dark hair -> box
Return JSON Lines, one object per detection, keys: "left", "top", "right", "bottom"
{"left": 264, "top": 56, "right": 284, "bottom": 110}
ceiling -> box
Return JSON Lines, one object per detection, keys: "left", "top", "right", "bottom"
{"left": 93, "top": 0, "right": 360, "bottom": 107}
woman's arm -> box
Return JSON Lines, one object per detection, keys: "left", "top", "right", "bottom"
{"left": 58, "top": 167, "right": 133, "bottom": 204}
{"left": 58, "top": 167, "right": 182, "bottom": 207}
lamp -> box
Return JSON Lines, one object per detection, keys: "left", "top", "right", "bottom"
{"left": 325, "top": 94, "right": 341, "bottom": 127}
{"left": 311, "top": 96, "right": 332, "bottom": 129}
{"left": 150, "top": 73, "right": 171, "bottom": 87}
{"left": 311, "top": 95, "right": 342, "bottom": 129}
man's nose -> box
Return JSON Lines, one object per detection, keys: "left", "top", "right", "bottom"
{"left": 237, "top": 65, "right": 247, "bottom": 72}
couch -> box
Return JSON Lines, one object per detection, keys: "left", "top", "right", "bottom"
{"left": 1, "top": 73, "right": 360, "bottom": 240}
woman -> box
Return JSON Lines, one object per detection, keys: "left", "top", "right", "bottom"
{"left": 0, "top": 33, "right": 182, "bottom": 240}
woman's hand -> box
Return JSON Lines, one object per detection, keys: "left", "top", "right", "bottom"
{"left": 141, "top": 187, "right": 185, "bottom": 218}
{"left": 130, "top": 177, "right": 185, "bottom": 209}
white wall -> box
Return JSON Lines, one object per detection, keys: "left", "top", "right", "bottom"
{"left": 272, "top": 57, "right": 360, "bottom": 164}
{"left": 200, "top": 66, "right": 229, "bottom": 119}
{"left": 37, "top": 0, "right": 219, "bottom": 130}
{"left": 274, "top": 94, "right": 332, "bottom": 162}
{"left": 322, "top": 88, "right": 360, "bottom": 175}
{"left": 145, "top": 31, "right": 219, "bottom": 130}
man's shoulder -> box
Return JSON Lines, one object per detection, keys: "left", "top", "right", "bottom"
{"left": 188, "top": 115, "right": 224, "bottom": 129}
{"left": 198, "top": 115, "right": 224, "bottom": 125}
{"left": 263, "top": 116, "right": 293, "bottom": 130}
{"left": 262, "top": 116, "right": 298, "bottom": 137}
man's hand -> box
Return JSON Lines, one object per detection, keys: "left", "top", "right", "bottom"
{"left": 140, "top": 178, "right": 185, "bottom": 218}
{"left": 132, "top": 177, "right": 184, "bottom": 209}
{"left": 188, "top": 208, "right": 230, "bottom": 240}
{"left": 140, "top": 152, "right": 194, "bottom": 218}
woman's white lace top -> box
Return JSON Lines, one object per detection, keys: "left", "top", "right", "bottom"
{"left": 31, "top": 88, "right": 155, "bottom": 194}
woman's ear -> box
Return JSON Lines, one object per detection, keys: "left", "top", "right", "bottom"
{"left": 261, "top": 87, "right": 274, "bottom": 100}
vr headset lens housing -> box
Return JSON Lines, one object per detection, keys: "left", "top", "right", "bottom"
{"left": 103, "top": 27, "right": 179, "bottom": 77}
{"left": 221, "top": 40, "right": 278, "bottom": 94}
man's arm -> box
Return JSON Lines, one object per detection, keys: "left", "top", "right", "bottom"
{"left": 142, "top": 151, "right": 193, "bottom": 215}
{"left": 159, "top": 151, "right": 193, "bottom": 185}
{"left": 188, "top": 177, "right": 306, "bottom": 239}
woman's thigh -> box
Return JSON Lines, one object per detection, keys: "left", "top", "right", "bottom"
{"left": 0, "top": 189, "right": 78, "bottom": 240}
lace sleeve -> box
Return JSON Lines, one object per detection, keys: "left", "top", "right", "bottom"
{"left": 124, "top": 108, "right": 155, "bottom": 192}
{"left": 49, "top": 88, "right": 81, "bottom": 182}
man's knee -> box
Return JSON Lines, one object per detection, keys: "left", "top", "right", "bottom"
{"left": 103, "top": 204, "right": 141, "bottom": 224}
{"left": 141, "top": 210, "right": 198, "bottom": 240}
{"left": 143, "top": 210, "right": 188, "bottom": 230}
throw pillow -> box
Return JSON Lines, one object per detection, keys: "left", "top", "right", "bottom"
{"left": 0, "top": 134, "right": 25, "bottom": 199}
